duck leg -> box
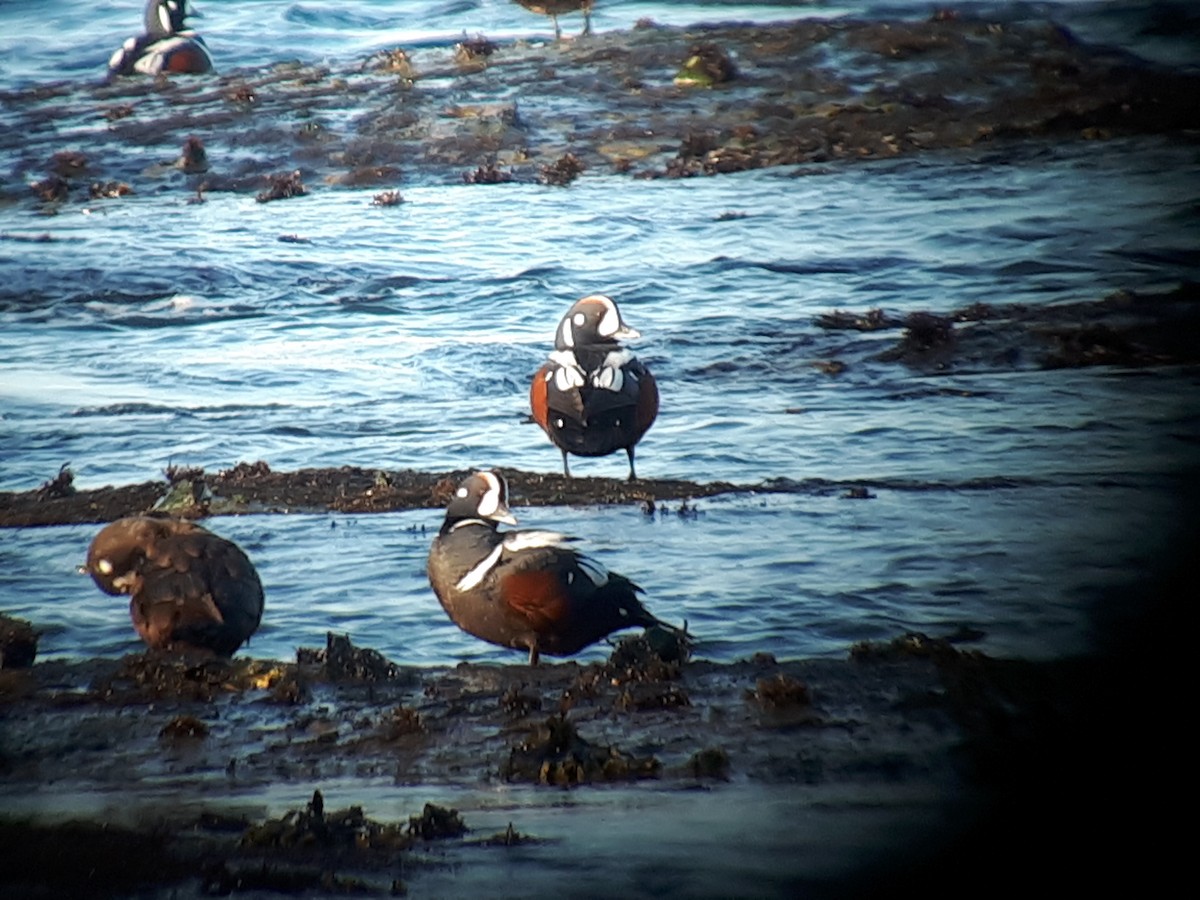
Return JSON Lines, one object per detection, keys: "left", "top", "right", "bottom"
{"left": 561, "top": 449, "right": 572, "bottom": 478}
{"left": 626, "top": 446, "right": 637, "bottom": 481}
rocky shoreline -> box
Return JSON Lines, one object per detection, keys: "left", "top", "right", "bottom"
{"left": 0, "top": 626, "right": 1164, "bottom": 897}
{"left": 2, "top": 15, "right": 1197, "bottom": 208}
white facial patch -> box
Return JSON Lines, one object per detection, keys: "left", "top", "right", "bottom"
{"left": 476, "top": 472, "right": 503, "bottom": 518}
{"left": 456, "top": 544, "right": 504, "bottom": 592}
{"left": 558, "top": 316, "right": 574, "bottom": 348}
{"left": 576, "top": 555, "right": 609, "bottom": 587}
{"left": 594, "top": 296, "right": 620, "bottom": 337}
{"left": 97, "top": 559, "right": 114, "bottom": 575}
{"left": 159, "top": 4, "right": 173, "bottom": 32}
{"left": 456, "top": 486, "right": 469, "bottom": 498}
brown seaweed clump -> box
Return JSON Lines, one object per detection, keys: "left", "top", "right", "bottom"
{"left": 850, "top": 631, "right": 976, "bottom": 664}
{"left": 31, "top": 175, "right": 70, "bottom": 203}
{"left": 504, "top": 714, "right": 661, "bottom": 785}
{"left": 369, "top": 47, "right": 416, "bottom": 79}
{"left": 241, "top": 790, "right": 415, "bottom": 851}
{"left": 296, "top": 632, "right": 403, "bottom": 682}
{"left": 876, "top": 312, "right": 956, "bottom": 366}
{"left": 371, "top": 190, "right": 404, "bottom": 206}
{"left": 34, "top": 464, "right": 75, "bottom": 500}
{"left": 463, "top": 160, "right": 515, "bottom": 184}
{"left": 674, "top": 43, "right": 737, "bottom": 87}
{"left": 539, "top": 151, "right": 585, "bottom": 186}
{"left": 455, "top": 34, "right": 498, "bottom": 67}
{"left": 751, "top": 673, "right": 812, "bottom": 708}
{"left": 88, "top": 181, "right": 134, "bottom": 199}
{"left": 92, "top": 652, "right": 266, "bottom": 702}
{"left": 256, "top": 170, "right": 307, "bottom": 203}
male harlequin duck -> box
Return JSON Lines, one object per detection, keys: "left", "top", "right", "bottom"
{"left": 427, "top": 471, "right": 684, "bottom": 665}
{"left": 530, "top": 294, "right": 659, "bottom": 480}
{"left": 86, "top": 515, "right": 263, "bottom": 656}
{"left": 513, "top": 1, "right": 594, "bottom": 41}
{"left": 108, "top": 0, "right": 213, "bottom": 78}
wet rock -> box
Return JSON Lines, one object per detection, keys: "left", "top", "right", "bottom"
{"left": 174, "top": 135, "right": 208, "bottom": 174}
{"left": 850, "top": 631, "right": 977, "bottom": 664}
{"left": 49, "top": 150, "right": 89, "bottom": 178}
{"left": 674, "top": 43, "right": 737, "bottom": 87}
{"left": 0, "top": 614, "right": 39, "bottom": 669}
{"left": 93, "top": 652, "right": 262, "bottom": 702}
{"left": 473, "top": 822, "right": 540, "bottom": 846}
{"left": 407, "top": 803, "right": 466, "bottom": 840}
{"left": 377, "top": 705, "right": 425, "bottom": 740}
{"left": 686, "top": 746, "right": 731, "bottom": 780}
{"left": 615, "top": 681, "right": 690, "bottom": 712}
{"left": 241, "top": 789, "right": 415, "bottom": 852}
{"left": 500, "top": 684, "right": 544, "bottom": 716}
{"left": 202, "top": 862, "right": 373, "bottom": 896}
{"left": 751, "top": 673, "right": 812, "bottom": 708}
{"left": 158, "top": 714, "right": 209, "bottom": 739}
{"left": 0, "top": 819, "right": 189, "bottom": 898}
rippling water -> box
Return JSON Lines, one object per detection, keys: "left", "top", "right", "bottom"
{"left": 2, "top": 1, "right": 1199, "bottom": 667}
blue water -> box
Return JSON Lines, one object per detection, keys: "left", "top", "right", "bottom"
{"left": 2, "top": 1, "right": 1198, "bottom": 666}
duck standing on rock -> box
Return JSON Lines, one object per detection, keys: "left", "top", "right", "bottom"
{"left": 108, "top": 0, "right": 213, "bottom": 78}
{"left": 86, "top": 516, "right": 263, "bottom": 656}
{"left": 530, "top": 294, "right": 658, "bottom": 480}
{"left": 427, "top": 471, "right": 684, "bottom": 665}
{"left": 513, "top": 1, "right": 593, "bottom": 41}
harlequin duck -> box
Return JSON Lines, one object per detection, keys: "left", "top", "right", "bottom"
{"left": 86, "top": 515, "right": 263, "bottom": 656}
{"left": 427, "top": 471, "right": 683, "bottom": 665}
{"left": 513, "top": 1, "right": 594, "bottom": 41}
{"left": 530, "top": 294, "right": 659, "bottom": 480}
{"left": 108, "top": 0, "right": 214, "bottom": 78}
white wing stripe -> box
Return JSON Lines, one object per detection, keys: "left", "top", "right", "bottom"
{"left": 577, "top": 555, "right": 609, "bottom": 587}
{"left": 456, "top": 544, "right": 504, "bottom": 592}
{"left": 503, "top": 530, "right": 571, "bottom": 552}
